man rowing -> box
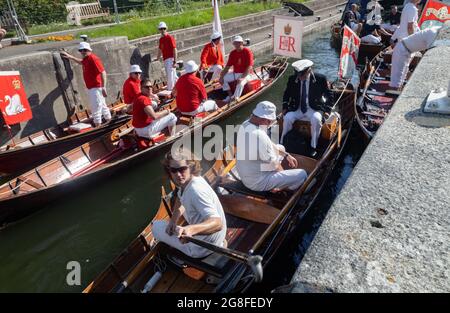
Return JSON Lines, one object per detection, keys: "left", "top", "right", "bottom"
{"left": 200, "top": 32, "right": 225, "bottom": 82}
{"left": 132, "top": 78, "right": 177, "bottom": 139}
{"left": 219, "top": 35, "right": 254, "bottom": 103}
{"left": 61, "top": 42, "right": 111, "bottom": 127}
{"left": 236, "top": 101, "right": 307, "bottom": 192}
{"left": 172, "top": 60, "right": 218, "bottom": 116}
{"left": 280, "top": 60, "right": 333, "bottom": 157}
{"left": 152, "top": 149, "right": 227, "bottom": 258}
{"left": 122, "top": 65, "right": 143, "bottom": 113}
{"left": 156, "top": 21, "right": 178, "bottom": 91}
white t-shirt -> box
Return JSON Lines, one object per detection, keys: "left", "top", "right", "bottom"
{"left": 236, "top": 120, "right": 285, "bottom": 190}
{"left": 178, "top": 176, "right": 227, "bottom": 246}
{"left": 392, "top": 3, "right": 420, "bottom": 41}
{"left": 402, "top": 27, "right": 440, "bottom": 53}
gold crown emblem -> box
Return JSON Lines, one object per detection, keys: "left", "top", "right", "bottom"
{"left": 12, "top": 78, "right": 21, "bottom": 90}
{"left": 284, "top": 24, "right": 292, "bottom": 35}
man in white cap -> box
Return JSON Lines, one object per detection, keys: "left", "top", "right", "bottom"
{"left": 236, "top": 101, "right": 307, "bottom": 192}
{"left": 61, "top": 42, "right": 111, "bottom": 127}
{"left": 200, "top": 32, "right": 225, "bottom": 82}
{"left": 122, "top": 64, "right": 144, "bottom": 113}
{"left": 132, "top": 78, "right": 177, "bottom": 139}
{"left": 172, "top": 60, "right": 218, "bottom": 116}
{"left": 280, "top": 60, "right": 333, "bottom": 157}
{"left": 156, "top": 21, "right": 178, "bottom": 91}
{"left": 390, "top": 26, "right": 441, "bottom": 90}
{"left": 391, "top": 0, "right": 421, "bottom": 44}
{"left": 219, "top": 35, "right": 254, "bottom": 103}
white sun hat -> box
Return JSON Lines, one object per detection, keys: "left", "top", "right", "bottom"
{"left": 78, "top": 42, "right": 92, "bottom": 51}
{"left": 292, "top": 59, "right": 314, "bottom": 72}
{"left": 233, "top": 35, "right": 244, "bottom": 43}
{"left": 211, "top": 31, "right": 222, "bottom": 41}
{"left": 252, "top": 101, "right": 277, "bottom": 121}
{"left": 158, "top": 21, "right": 167, "bottom": 29}
{"left": 129, "top": 64, "right": 143, "bottom": 73}
{"left": 184, "top": 60, "right": 199, "bottom": 74}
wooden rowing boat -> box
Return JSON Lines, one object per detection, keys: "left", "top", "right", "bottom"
{"left": 83, "top": 81, "right": 356, "bottom": 293}
{"left": 0, "top": 57, "right": 288, "bottom": 227}
{"left": 355, "top": 48, "right": 421, "bottom": 140}
{"left": 0, "top": 98, "right": 130, "bottom": 179}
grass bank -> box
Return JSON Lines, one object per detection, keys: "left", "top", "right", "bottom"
{"left": 82, "top": 1, "right": 280, "bottom": 40}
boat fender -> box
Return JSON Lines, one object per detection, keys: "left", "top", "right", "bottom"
{"left": 141, "top": 271, "right": 163, "bottom": 293}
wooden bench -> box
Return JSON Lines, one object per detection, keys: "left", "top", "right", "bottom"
{"left": 0, "top": 10, "right": 29, "bottom": 34}
{"left": 66, "top": 1, "right": 110, "bottom": 26}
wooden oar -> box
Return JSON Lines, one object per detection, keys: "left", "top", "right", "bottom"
{"left": 181, "top": 235, "right": 263, "bottom": 283}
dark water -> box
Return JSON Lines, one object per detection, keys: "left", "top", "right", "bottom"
{"left": 0, "top": 31, "right": 366, "bottom": 292}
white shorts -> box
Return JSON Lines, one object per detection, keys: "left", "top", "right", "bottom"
{"left": 134, "top": 113, "right": 177, "bottom": 138}
{"left": 88, "top": 87, "right": 111, "bottom": 124}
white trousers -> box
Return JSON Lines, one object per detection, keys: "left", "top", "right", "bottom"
{"left": 181, "top": 100, "right": 218, "bottom": 116}
{"left": 390, "top": 42, "right": 412, "bottom": 88}
{"left": 164, "top": 58, "right": 178, "bottom": 91}
{"left": 222, "top": 72, "right": 252, "bottom": 99}
{"left": 208, "top": 64, "right": 223, "bottom": 81}
{"left": 87, "top": 87, "right": 111, "bottom": 125}
{"left": 281, "top": 108, "right": 323, "bottom": 149}
{"left": 250, "top": 169, "right": 308, "bottom": 192}
{"left": 134, "top": 113, "right": 177, "bottom": 139}
{"left": 361, "top": 34, "right": 382, "bottom": 44}
{"left": 152, "top": 220, "right": 212, "bottom": 258}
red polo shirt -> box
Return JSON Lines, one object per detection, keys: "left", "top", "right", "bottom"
{"left": 81, "top": 53, "right": 105, "bottom": 89}
{"left": 226, "top": 47, "right": 254, "bottom": 74}
{"left": 122, "top": 76, "right": 141, "bottom": 104}
{"left": 200, "top": 42, "right": 224, "bottom": 69}
{"left": 132, "top": 93, "right": 154, "bottom": 128}
{"left": 159, "top": 34, "right": 176, "bottom": 60}
{"left": 174, "top": 73, "right": 207, "bottom": 113}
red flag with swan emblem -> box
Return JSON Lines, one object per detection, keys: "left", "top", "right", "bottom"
{"left": 0, "top": 71, "right": 32, "bottom": 126}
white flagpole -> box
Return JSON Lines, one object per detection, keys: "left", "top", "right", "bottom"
{"left": 212, "top": 0, "right": 226, "bottom": 57}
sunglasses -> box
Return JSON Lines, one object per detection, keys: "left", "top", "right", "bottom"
{"left": 142, "top": 85, "right": 152, "bottom": 89}
{"left": 78, "top": 49, "right": 88, "bottom": 52}
{"left": 168, "top": 166, "right": 189, "bottom": 174}
{"left": 159, "top": 28, "right": 167, "bottom": 30}
{"left": 132, "top": 72, "right": 142, "bottom": 75}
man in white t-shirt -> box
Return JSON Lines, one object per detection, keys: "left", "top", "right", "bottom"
{"left": 236, "top": 101, "right": 308, "bottom": 192}
{"left": 152, "top": 149, "right": 227, "bottom": 258}
{"left": 390, "top": 26, "right": 441, "bottom": 89}
{"left": 391, "top": 0, "right": 421, "bottom": 43}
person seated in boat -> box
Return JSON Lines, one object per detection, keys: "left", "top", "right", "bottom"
{"left": 360, "top": 20, "right": 391, "bottom": 44}
{"left": 218, "top": 35, "right": 254, "bottom": 103}
{"left": 132, "top": 78, "right": 177, "bottom": 139}
{"left": 172, "top": 60, "right": 218, "bottom": 116}
{"left": 236, "top": 101, "right": 307, "bottom": 193}
{"left": 390, "top": 26, "right": 441, "bottom": 90}
{"left": 381, "top": 5, "right": 401, "bottom": 33}
{"left": 342, "top": 3, "right": 362, "bottom": 34}
{"left": 122, "top": 65, "right": 146, "bottom": 113}
{"left": 200, "top": 32, "right": 225, "bottom": 82}
{"left": 280, "top": 60, "right": 333, "bottom": 158}
{"left": 152, "top": 149, "right": 227, "bottom": 258}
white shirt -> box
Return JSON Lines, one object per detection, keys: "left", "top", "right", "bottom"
{"left": 402, "top": 27, "right": 440, "bottom": 53}
{"left": 236, "top": 120, "right": 285, "bottom": 190}
{"left": 178, "top": 176, "right": 227, "bottom": 246}
{"left": 392, "top": 3, "right": 420, "bottom": 41}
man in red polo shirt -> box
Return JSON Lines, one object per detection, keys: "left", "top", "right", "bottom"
{"left": 133, "top": 78, "right": 177, "bottom": 139}
{"left": 200, "top": 32, "right": 224, "bottom": 82}
{"left": 156, "top": 21, "right": 178, "bottom": 91}
{"left": 219, "top": 35, "right": 255, "bottom": 103}
{"left": 172, "top": 60, "right": 218, "bottom": 116}
{"left": 61, "top": 42, "right": 111, "bottom": 126}
{"left": 122, "top": 64, "right": 144, "bottom": 113}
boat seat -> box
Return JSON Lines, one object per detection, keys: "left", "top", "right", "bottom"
{"left": 135, "top": 132, "right": 166, "bottom": 149}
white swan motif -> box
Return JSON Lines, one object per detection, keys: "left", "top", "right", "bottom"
{"left": 4, "top": 94, "right": 26, "bottom": 116}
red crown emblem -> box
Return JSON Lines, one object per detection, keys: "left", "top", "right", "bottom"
{"left": 284, "top": 24, "right": 292, "bottom": 35}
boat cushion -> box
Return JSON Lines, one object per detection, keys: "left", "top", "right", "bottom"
{"left": 68, "top": 122, "right": 92, "bottom": 133}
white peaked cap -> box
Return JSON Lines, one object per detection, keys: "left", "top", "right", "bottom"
{"left": 129, "top": 64, "right": 143, "bottom": 73}
{"left": 211, "top": 31, "right": 222, "bottom": 40}
{"left": 78, "top": 42, "right": 92, "bottom": 51}
{"left": 184, "top": 60, "right": 199, "bottom": 74}
{"left": 292, "top": 59, "right": 314, "bottom": 72}
{"left": 252, "top": 101, "right": 277, "bottom": 121}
